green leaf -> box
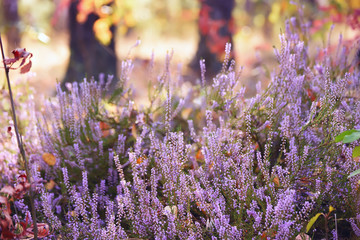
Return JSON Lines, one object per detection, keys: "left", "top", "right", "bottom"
{"left": 343, "top": 132, "right": 360, "bottom": 143}
{"left": 335, "top": 130, "right": 359, "bottom": 143}
{"left": 306, "top": 213, "right": 323, "bottom": 233}
{"left": 353, "top": 146, "right": 360, "bottom": 158}
{"left": 108, "top": 88, "right": 123, "bottom": 103}
{"left": 348, "top": 168, "right": 360, "bottom": 179}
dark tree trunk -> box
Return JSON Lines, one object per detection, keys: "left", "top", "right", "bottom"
{"left": 62, "top": 0, "right": 117, "bottom": 88}
{"left": 2, "top": 0, "right": 21, "bottom": 52}
{"left": 189, "top": 0, "right": 235, "bottom": 78}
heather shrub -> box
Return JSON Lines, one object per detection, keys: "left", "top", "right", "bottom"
{"left": 2, "top": 17, "right": 360, "bottom": 239}
{"left": 0, "top": 78, "right": 41, "bottom": 186}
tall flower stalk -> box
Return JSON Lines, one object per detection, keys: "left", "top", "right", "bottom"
{"left": 0, "top": 34, "right": 38, "bottom": 240}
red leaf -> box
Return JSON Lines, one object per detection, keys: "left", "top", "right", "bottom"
{"left": 18, "top": 57, "right": 27, "bottom": 68}
{"left": 3, "top": 58, "right": 17, "bottom": 65}
{"left": 3, "top": 48, "right": 33, "bottom": 73}
{"left": 7, "top": 126, "right": 13, "bottom": 137}
{"left": 20, "top": 61, "right": 32, "bottom": 74}
{"left": 0, "top": 175, "right": 34, "bottom": 239}
{"left": 1, "top": 228, "right": 15, "bottom": 239}
{"left": 26, "top": 223, "right": 51, "bottom": 238}
{"left": 12, "top": 48, "right": 30, "bottom": 59}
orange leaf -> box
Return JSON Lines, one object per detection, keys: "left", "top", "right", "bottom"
{"left": 42, "top": 153, "right": 56, "bottom": 166}
{"left": 273, "top": 175, "right": 280, "bottom": 187}
{"left": 99, "top": 121, "right": 110, "bottom": 137}
{"left": 45, "top": 180, "right": 56, "bottom": 190}
{"left": 195, "top": 202, "right": 207, "bottom": 215}
{"left": 196, "top": 149, "right": 204, "bottom": 161}
{"left": 137, "top": 157, "right": 143, "bottom": 164}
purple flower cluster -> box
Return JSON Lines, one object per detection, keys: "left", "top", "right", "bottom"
{"left": 2, "top": 15, "right": 360, "bottom": 239}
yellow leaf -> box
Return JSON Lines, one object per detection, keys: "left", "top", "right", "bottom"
{"left": 306, "top": 213, "right": 323, "bottom": 233}
{"left": 42, "top": 153, "right": 56, "bottom": 166}
{"left": 329, "top": 206, "right": 335, "bottom": 213}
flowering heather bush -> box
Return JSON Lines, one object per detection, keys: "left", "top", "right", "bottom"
{"left": 2, "top": 17, "right": 360, "bottom": 239}
{"left": 0, "top": 79, "right": 41, "bottom": 186}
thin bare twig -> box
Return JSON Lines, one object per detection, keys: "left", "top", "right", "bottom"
{"left": 0, "top": 34, "right": 38, "bottom": 240}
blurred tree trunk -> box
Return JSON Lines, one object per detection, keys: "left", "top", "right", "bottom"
{"left": 62, "top": 0, "right": 117, "bottom": 88}
{"left": 189, "top": 0, "right": 235, "bottom": 78}
{"left": 2, "top": 0, "right": 21, "bottom": 52}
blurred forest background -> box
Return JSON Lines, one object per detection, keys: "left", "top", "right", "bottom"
{"left": 1, "top": 0, "right": 360, "bottom": 103}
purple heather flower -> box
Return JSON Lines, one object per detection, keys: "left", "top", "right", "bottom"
{"left": 349, "top": 218, "right": 360, "bottom": 236}
{"left": 200, "top": 59, "right": 206, "bottom": 88}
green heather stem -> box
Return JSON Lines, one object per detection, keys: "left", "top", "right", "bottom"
{"left": 0, "top": 34, "right": 38, "bottom": 240}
